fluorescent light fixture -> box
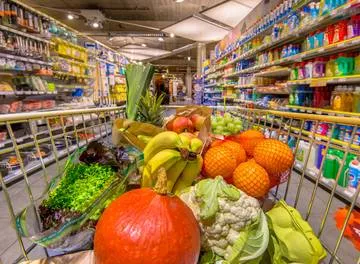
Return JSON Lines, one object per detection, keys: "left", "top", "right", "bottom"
{"left": 67, "top": 14, "right": 74, "bottom": 20}
{"left": 141, "top": 43, "right": 147, "bottom": 47}
{"left": 175, "top": 0, "right": 184, "bottom": 2}
{"left": 202, "top": 1, "right": 252, "bottom": 27}
{"left": 234, "top": 0, "right": 262, "bottom": 8}
{"left": 187, "top": 56, "right": 191, "bottom": 61}
{"left": 163, "top": 17, "right": 229, "bottom": 42}
{"left": 170, "top": 33, "right": 175, "bottom": 38}
{"left": 119, "top": 44, "right": 171, "bottom": 61}
{"left": 92, "top": 22, "right": 100, "bottom": 28}
{"left": 162, "top": 74, "right": 166, "bottom": 78}
{"left": 158, "top": 37, "right": 164, "bottom": 42}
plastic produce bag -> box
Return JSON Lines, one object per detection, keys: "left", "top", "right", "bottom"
{"left": 263, "top": 200, "right": 326, "bottom": 264}
{"left": 15, "top": 144, "right": 143, "bottom": 253}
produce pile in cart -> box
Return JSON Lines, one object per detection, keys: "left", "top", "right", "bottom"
{"left": 16, "top": 66, "right": 327, "bottom": 263}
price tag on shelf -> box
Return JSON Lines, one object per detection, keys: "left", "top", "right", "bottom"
{"left": 310, "top": 79, "right": 327, "bottom": 87}
{"left": 24, "top": 91, "right": 32, "bottom": 95}
{"left": 0, "top": 142, "right": 5, "bottom": 148}
{"left": 38, "top": 91, "right": 45, "bottom": 94}
{"left": 316, "top": 111, "right": 322, "bottom": 115}
{"left": 318, "top": 48, "right": 325, "bottom": 53}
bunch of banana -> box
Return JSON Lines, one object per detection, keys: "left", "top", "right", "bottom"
{"left": 142, "top": 131, "right": 203, "bottom": 194}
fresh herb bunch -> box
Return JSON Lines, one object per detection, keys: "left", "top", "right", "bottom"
{"left": 137, "top": 89, "right": 165, "bottom": 126}
{"left": 43, "top": 163, "right": 116, "bottom": 213}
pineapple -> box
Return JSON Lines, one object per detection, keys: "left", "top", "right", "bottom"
{"left": 137, "top": 90, "right": 165, "bottom": 127}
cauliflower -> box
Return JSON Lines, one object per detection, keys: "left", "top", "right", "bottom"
{"left": 180, "top": 176, "right": 268, "bottom": 263}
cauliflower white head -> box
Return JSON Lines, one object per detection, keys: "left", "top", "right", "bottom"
{"left": 180, "top": 176, "right": 266, "bottom": 262}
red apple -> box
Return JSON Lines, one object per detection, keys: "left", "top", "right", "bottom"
{"left": 190, "top": 114, "right": 206, "bottom": 131}
{"left": 166, "top": 119, "right": 174, "bottom": 131}
{"left": 172, "top": 117, "right": 193, "bottom": 133}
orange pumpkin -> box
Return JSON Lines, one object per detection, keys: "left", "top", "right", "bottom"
{"left": 94, "top": 168, "right": 201, "bottom": 264}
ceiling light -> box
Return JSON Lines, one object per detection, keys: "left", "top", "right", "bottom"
{"left": 175, "top": 0, "right": 185, "bottom": 2}
{"left": 187, "top": 56, "right": 191, "bottom": 61}
{"left": 158, "top": 37, "right": 164, "bottom": 42}
{"left": 170, "top": 33, "right": 175, "bottom": 38}
{"left": 92, "top": 22, "right": 100, "bottom": 28}
{"left": 67, "top": 14, "right": 74, "bottom": 20}
{"left": 141, "top": 43, "right": 147, "bottom": 47}
{"left": 162, "top": 74, "right": 166, "bottom": 78}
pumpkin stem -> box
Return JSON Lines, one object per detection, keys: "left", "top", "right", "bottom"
{"left": 154, "top": 167, "right": 168, "bottom": 195}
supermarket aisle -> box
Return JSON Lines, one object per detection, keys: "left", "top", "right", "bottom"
{"left": 0, "top": 166, "right": 357, "bottom": 263}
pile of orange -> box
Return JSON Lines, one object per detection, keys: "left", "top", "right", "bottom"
{"left": 203, "top": 129, "right": 294, "bottom": 198}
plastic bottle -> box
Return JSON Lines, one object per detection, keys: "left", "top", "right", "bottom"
{"left": 324, "top": 24, "right": 335, "bottom": 46}
{"left": 332, "top": 86, "right": 344, "bottom": 111}
{"left": 326, "top": 55, "right": 337, "bottom": 77}
{"left": 345, "top": 86, "right": 354, "bottom": 112}
{"left": 353, "top": 86, "right": 360, "bottom": 112}
{"left": 323, "top": 148, "right": 339, "bottom": 181}
{"left": 335, "top": 53, "right": 351, "bottom": 76}
{"left": 315, "top": 30, "right": 325, "bottom": 48}
{"left": 298, "top": 62, "right": 306, "bottom": 79}
{"left": 305, "top": 60, "right": 314, "bottom": 78}
{"left": 334, "top": 20, "right": 348, "bottom": 43}
{"left": 313, "top": 57, "right": 327, "bottom": 77}
{"left": 347, "top": 159, "right": 360, "bottom": 193}
{"left": 352, "top": 53, "right": 360, "bottom": 75}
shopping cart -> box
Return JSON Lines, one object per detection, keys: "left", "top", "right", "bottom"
{"left": 0, "top": 105, "right": 359, "bottom": 264}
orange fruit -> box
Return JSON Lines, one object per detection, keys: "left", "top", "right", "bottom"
{"left": 204, "top": 146, "right": 237, "bottom": 179}
{"left": 253, "top": 139, "right": 294, "bottom": 176}
{"left": 220, "top": 141, "right": 247, "bottom": 165}
{"left": 233, "top": 161, "right": 270, "bottom": 198}
{"left": 237, "top": 130, "right": 264, "bottom": 157}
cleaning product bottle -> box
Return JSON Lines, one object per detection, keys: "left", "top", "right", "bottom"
{"left": 347, "top": 159, "right": 360, "bottom": 194}
{"left": 326, "top": 55, "right": 337, "bottom": 77}
{"left": 353, "top": 86, "right": 360, "bottom": 112}
{"left": 323, "top": 148, "right": 339, "bottom": 181}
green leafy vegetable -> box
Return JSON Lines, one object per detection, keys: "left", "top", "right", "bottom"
{"left": 43, "top": 163, "right": 116, "bottom": 212}
{"left": 196, "top": 176, "right": 241, "bottom": 221}
{"left": 125, "top": 63, "right": 155, "bottom": 120}
{"left": 227, "top": 211, "right": 269, "bottom": 264}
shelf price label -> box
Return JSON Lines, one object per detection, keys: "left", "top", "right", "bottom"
{"left": 310, "top": 79, "right": 327, "bottom": 87}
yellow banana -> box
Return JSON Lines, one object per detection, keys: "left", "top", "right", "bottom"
{"left": 143, "top": 131, "right": 182, "bottom": 163}
{"left": 147, "top": 149, "right": 181, "bottom": 174}
{"left": 141, "top": 166, "right": 154, "bottom": 187}
{"left": 190, "top": 138, "right": 203, "bottom": 154}
{"left": 179, "top": 134, "right": 191, "bottom": 149}
{"left": 166, "top": 159, "right": 188, "bottom": 192}
{"left": 173, "top": 156, "right": 203, "bottom": 195}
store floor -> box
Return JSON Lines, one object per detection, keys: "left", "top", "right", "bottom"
{"left": 0, "top": 162, "right": 357, "bottom": 264}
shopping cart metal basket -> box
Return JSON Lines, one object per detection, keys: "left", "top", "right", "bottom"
{"left": 0, "top": 105, "right": 359, "bottom": 264}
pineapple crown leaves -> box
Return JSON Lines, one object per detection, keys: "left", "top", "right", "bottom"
{"left": 136, "top": 90, "right": 165, "bottom": 126}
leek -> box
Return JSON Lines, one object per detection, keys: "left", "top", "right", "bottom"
{"left": 125, "top": 63, "right": 155, "bottom": 120}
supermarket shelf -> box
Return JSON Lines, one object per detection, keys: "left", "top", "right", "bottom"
{"left": 2, "top": 127, "right": 112, "bottom": 185}
{"left": 255, "top": 87, "right": 289, "bottom": 94}
{"left": 53, "top": 56, "right": 96, "bottom": 68}
{"left": 287, "top": 126, "right": 360, "bottom": 151}
{"left": 222, "top": 84, "right": 236, "bottom": 88}
{"left": 53, "top": 71, "right": 94, "bottom": 79}
{"left": 214, "top": 0, "right": 359, "bottom": 69}
{"left": 0, "top": 24, "right": 51, "bottom": 44}
{"left": 0, "top": 90, "right": 57, "bottom": 96}
{"left": 255, "top": 68, "right": 290, "bottom": 78}
{"left": 215, "top": 0, "right": 313, "bottom": 62}
{"left": 287, "top": 75, "right": 360, "bottom": 86}
{"left": 286, "top": 105, "right": 360, "bottom": 117}
{"left": 234, "top": 99, "right": 254, "bottom": 104}
{"left": 204, "top": 90, "right": 222, "bottom": 94}
{"left": 293, "top": 161, "right": 360, "bottom": 208}
{"left": 204, "top": 83, "right": 217, "bottom": 88}
{"left": 97, "top": 58, "right": 118, "bottom": 66}
{"left": 234, "top": 84, "right": 254, "bottom": 89}
{"left": 52, "top": 37, "right": 87, "bottom": 52}
{"left": 0, "top": 52, "right": 52, "bottom": 66}
{"left": 55, "top": 84, "right": 90, "bottom": 90}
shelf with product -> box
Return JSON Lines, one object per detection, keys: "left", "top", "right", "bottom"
{"left": 215, "top": 0, "right": 359, "bottom": 69}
